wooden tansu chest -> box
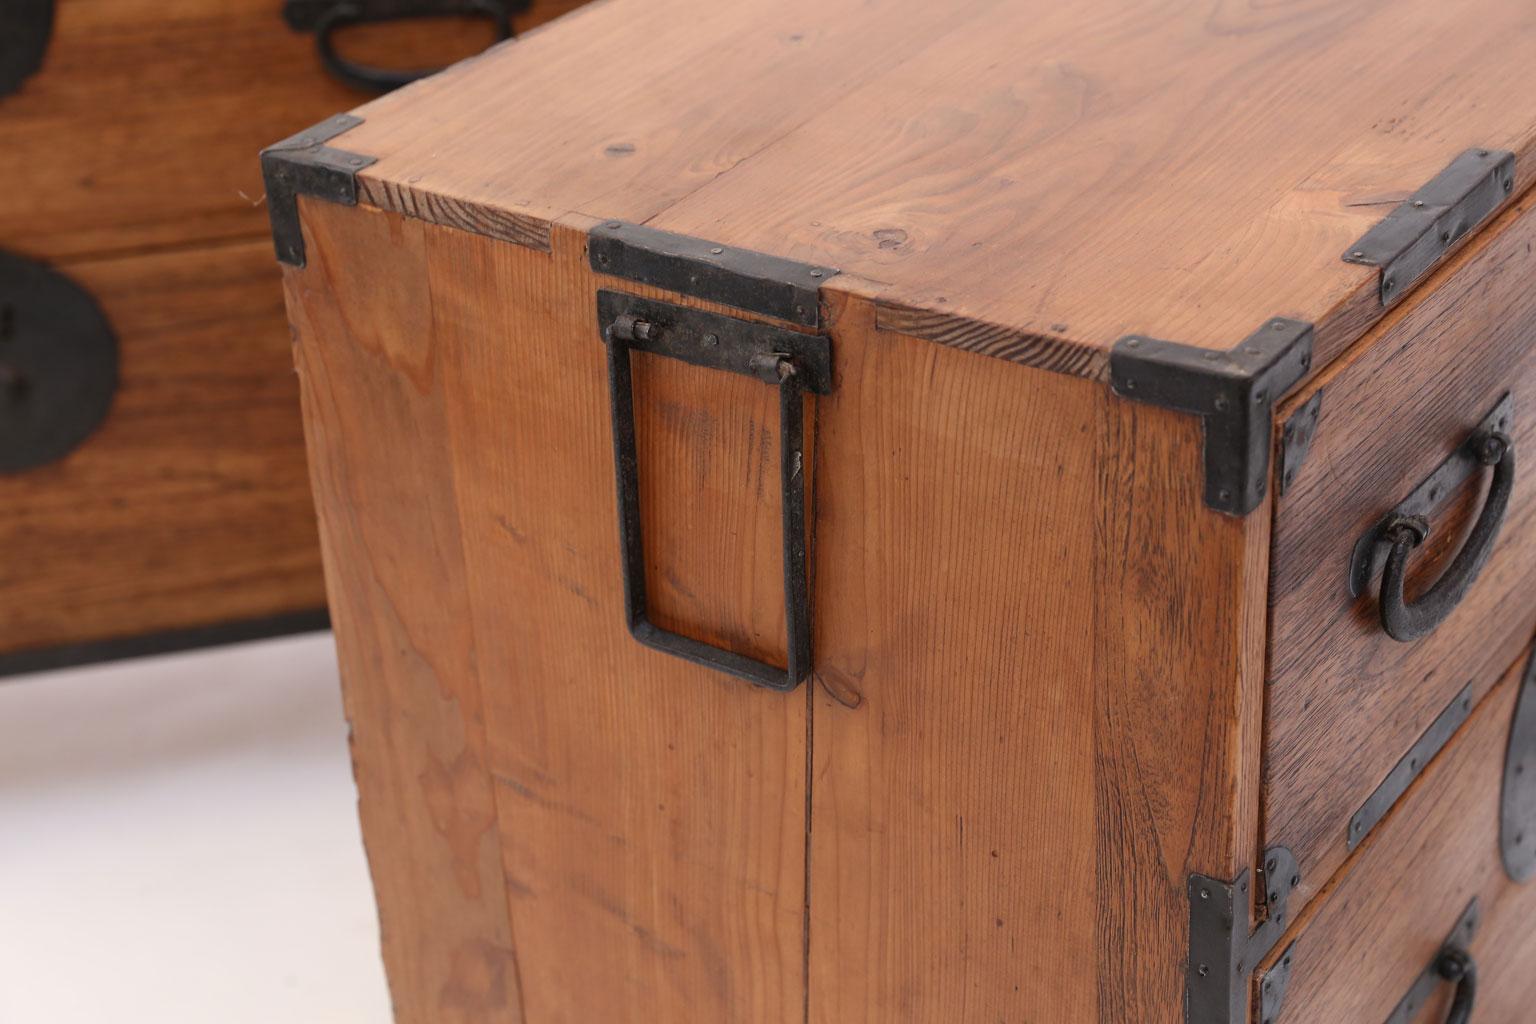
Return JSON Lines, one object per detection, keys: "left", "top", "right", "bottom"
{"left": 272, "top": 1, "right": 1536, "bottom": 1020}
{"left": 0, "top": 0, "right": 582, "bottom": 672}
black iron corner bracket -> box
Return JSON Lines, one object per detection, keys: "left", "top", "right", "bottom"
{"left": 260, "top": 113, "right": 377, "bottom": 268}
{"left": 1278, "top": 391, "right": 1322, "bottom": 496}
{"left": 1188, "top": 847, "right": 1300, "bottom": 1024}
{"left": 1110, "top": 318, "right": 1315, "bottom": 516}
{"left": 1344, "top": 148, "right": 1517, "bottom": 306}
{"left": 0, "top": 0, "right": 52, "bottom": 97}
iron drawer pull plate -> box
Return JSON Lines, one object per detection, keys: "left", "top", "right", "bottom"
{"left": 1349, "top": 395, "right": 1515, "bottom": 643}
{"left": 1385, "top": 902, "right": 1480, "bottom": 1024}
{"left": 283, "top": 0, "right": 518, "bottom": 93}
{"left": 1435, "top": 948, "right": 1477, "bottom": 1024}
{"left": 597, "top": 291, "right": 832, "bottom": 692}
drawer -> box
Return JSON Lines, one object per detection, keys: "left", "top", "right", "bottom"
{"left": 1255, "top": 644, "right": 1536, "bottom": 1024}
{"left": 0, "top": 0, "right": 582, "bottom": 262}
{"left": 1266, "top": 193, "right": 1536, "bottom": 911}
{"left": 0, "top": 240, "right": 328, "bottom": 663}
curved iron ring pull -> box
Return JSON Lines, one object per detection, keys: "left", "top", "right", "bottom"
{"left": 1436, "top": 947, "right": 1477, "bottom": 1023}
{"left": 1378, "top": 429, "right": 1514, "bottom": 642}
{"left": 291, "top": 0, "right": 514, "bottom": 94}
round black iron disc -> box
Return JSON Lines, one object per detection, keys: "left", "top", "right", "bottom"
{"left": 0, "top": 249, "right": 118, "bottom": 474}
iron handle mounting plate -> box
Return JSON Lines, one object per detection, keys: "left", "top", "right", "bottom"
{"left": 1348, "top": 395, "right": 1515, "bottom": 642}
{"left": 1383, "top": 900, "right": 1479, "bottom": 1024}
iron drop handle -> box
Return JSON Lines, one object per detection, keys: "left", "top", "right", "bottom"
{"left": 289, "top": 0, "right": 514, "bottom": 94}
{"left": 1377, "top": 429, "right": 1514, "bottom": 642}
{"left": 1436, "top": 947, "right": 1477, "bottom": 1024}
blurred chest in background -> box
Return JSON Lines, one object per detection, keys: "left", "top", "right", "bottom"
{"left": 0, "top": 0, "right": 586, "bottom": 671}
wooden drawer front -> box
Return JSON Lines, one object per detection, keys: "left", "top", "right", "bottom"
{"left": 0, "top": 241, "right": 327, "bottom": 657}
{"left": 1266, "top": 194, "right": 1536, "bottom": 911}
{"left": 0, "top": 0, "right": 583, "bottom": 262}
{"left": 1258, "top": 648, "right": 1535, "bottom": 1024}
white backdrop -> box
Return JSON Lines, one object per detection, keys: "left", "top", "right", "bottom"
{"left": 0, "top": 631, "right": 390, "bottom": 1024}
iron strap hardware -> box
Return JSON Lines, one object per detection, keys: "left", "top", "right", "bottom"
{"left": 1344, "top": 149, "right": 1517, "bottom": 306}
{"left": 1348, "top": 395, "right": 1515, "bottom": 642}
{"left": 1501, "top": 645, "right": 1536, "bottom": 882}
{"left": 596, "top": 291, "right": 831, "bottom": 692}
{"left": 589, "top": 221, "right": 836, "bottom": 328}
{"left": 1278, "top": 391, "right": 1323, "bottom": 496}
{"left": 0, "top": 250, "right": 118, "bottom": 474}
{"left": 1350, "top": 684, "right": 1474, "bottom": 850}
{"left": 283, "top": 0, "right": 524, "bottom": 93}
{"left": 1383, "top": 901, "right": 1480, "bottom": 1024}
{"left": 1187, "top": 847, "right": 1300, "bottom": 1024}
{"left": 0, "top": 0, "right": 51, "bottom": 97}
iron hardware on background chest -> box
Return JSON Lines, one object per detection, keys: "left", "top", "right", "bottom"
{"left": 0, "top": 0, "right": 52, "bottom": 97}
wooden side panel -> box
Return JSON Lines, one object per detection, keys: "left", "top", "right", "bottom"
{"left": 806, "top": 290, "right": 1264, "bottom": 1021}
{"left": 434, "top": 216, "right": 807, "bottom": 1023}
{"left": 1256, "top": 649, "right": 1530, "bottom": 1024}
{"left": 1093, "top": 393, "right": 1272, "bottom": 1020}
{"left": 0, "top": 240, "right": 325, "bottom": 654}
{"left": 293, "top": 200, "right": 808, "bottom": 1022}
{"left": 0, "top": 0, "right": 583, "bottom": 261}
{"left": 285, "top": 201, "right": 524, "bottom": 1023}
{"left": 1267, "top": 193, "right": 1536, "bottom": 915}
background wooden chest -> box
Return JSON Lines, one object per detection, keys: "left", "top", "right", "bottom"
{"left": 273, "top": 0, "right": 1536, "bottom": 1020}
{"left": 0, "top": 0, "right": 583, "bottom": 672}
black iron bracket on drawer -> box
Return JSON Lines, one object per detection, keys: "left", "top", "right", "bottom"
{"left": 1344, "top": 148, "right": 1517, "bottom": 306}
{"left": 1187, "top": 846, "right": 1300, "bottom": 1024}
{"left": 0, "top": 0, "right": 52, "bottom": 97}
{"left": 1350, "top": 684, "right": 1475, "bottom": 851}
{"left": 595, "top": 290, "right": 833, "bottom": 691}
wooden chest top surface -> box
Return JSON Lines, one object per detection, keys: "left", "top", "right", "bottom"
{"left": 340, "top": 0, "right": 1536, "bottom": 370}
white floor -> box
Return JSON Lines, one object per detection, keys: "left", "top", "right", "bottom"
{"left": 0, "top": 631, "right": 392, "bottom": 1024}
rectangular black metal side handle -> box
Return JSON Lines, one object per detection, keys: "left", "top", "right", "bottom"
{"left": 596, "top": 290, "right": 832, "bottom": 691}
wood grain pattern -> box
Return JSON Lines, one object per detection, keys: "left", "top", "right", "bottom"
{"left": 0, "top": 240, "right": 326, "bottom": 655}
{"left": 289, "top": 192, "right": 1274, "bottom": 1020}
{"left": 338, "top": 0, "right": 1536, "bottom": 379}
{"left": 1091, "top": 384, "right": 1272, "bottom": 1022}
{"left": 1266, "top": 191, "right": 1536, "bottom": 920}
{"left": 293, "top": 201, "right": 808, "bottom": 1022}
{"left": 805, "top": 287, "right": 1267, "bottom": 1022}
{"left": 1255, "top": 649, "right": 1528, "bottom": 1024}
{"left": 285, "top": 203, "right": 525, "bottom": 1024}
{"left": 0, "top": 0, "right": 583, "bottom": 262}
